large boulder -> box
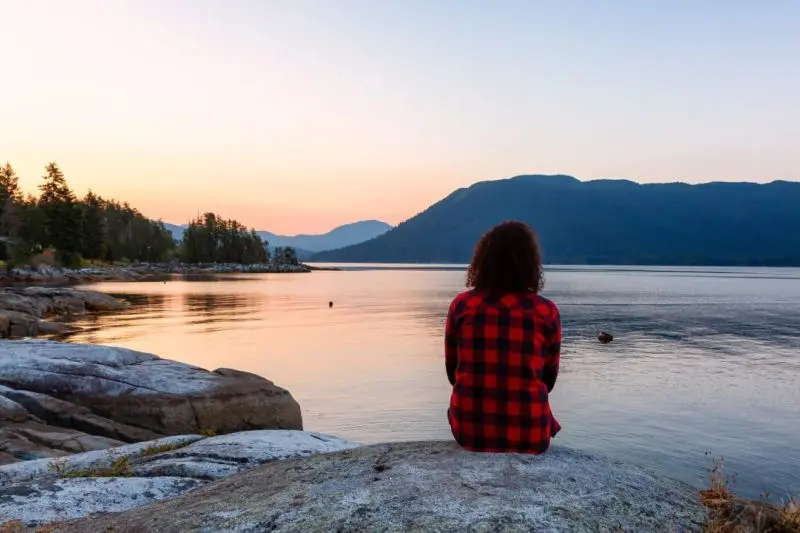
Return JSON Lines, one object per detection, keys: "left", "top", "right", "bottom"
{"left": 0, "top": 431, "right": 359, "bottom": 528}
{"left": 0, "top": 341, "right": 303, "bottom": 463}
{"left": 49, "top": 441, "right": 708, "bottom": 532}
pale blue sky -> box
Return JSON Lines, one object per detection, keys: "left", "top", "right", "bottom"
{"left": 1, "top": 0, "right": 798, "bottom": 232}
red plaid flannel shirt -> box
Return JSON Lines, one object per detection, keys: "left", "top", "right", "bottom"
{"left": 445, "top": 290, "right": 562, "bottom": 454}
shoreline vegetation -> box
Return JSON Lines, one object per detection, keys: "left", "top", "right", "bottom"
{"left": 1, "top": 161, "right": 305, "bottom": 274}
{"left": 701, "top": 458, "right": 799, "bottom": 532}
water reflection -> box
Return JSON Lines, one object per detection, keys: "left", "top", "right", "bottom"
{"left": 182, "top": 293, "right": 263, "bottom": 333}
{"left": 66, "top": 267, "right": 800, "bottom": 499}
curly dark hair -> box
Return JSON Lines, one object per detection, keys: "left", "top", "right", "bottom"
{"left": 466, "top": 220, "right": 544, "bottom": 294}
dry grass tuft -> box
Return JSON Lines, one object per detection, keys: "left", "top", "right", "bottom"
{"left": 46, "top": 440, "right": 193, "bottom": 479}
{"left": 33, "top": 525, "right": 61, "bottom": 533}
{"left": 0, "top": 521, "right": 25, "bottom": 533}
{"left": 137, "top": 440, "right": 192, "bottom": 457}
{"left": 781, "top": 500, "right": 800, "bottom": 531}
{"left": 0, "top": 520, "right": 69, "bottom": 533}
{"left": 701, "top": 457, "right": 799, "bottom": 532}
{"left": 47, "top": 451, "right": 132, "bottom": 478}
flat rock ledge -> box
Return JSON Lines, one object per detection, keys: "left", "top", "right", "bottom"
{"left": 0, "top": 287, "right": 124, "bottom": 338}
{"left": 0, "top": 341, "right": 303, "bottom": 464}
{"left": 44, "top": 441, "right": 707, "bottom": 533}
{"left": 0, "top": 430, "right": 360, "bottom": 529}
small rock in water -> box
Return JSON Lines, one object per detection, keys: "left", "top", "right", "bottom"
{"left": 598, "top": 331, "right": 614, "bottom": 344}
{"left": 329, "top": 301, "right": 333, "bottom": 308}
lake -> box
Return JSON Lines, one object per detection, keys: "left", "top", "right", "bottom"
{"left": 69, "top": 265, "right": 800, "bottom": 500}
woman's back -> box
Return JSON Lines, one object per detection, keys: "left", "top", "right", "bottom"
{"left": 444, "top": 220, "right": 562, "bottom": 454}
{"left": 446, "top": 290, "right": 561, "bottom": 453}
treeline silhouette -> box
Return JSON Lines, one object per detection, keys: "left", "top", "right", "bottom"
{"left": 0, "top": 161, "right": 292, "bottom": 267}
{"left": 181, "top": 213, "right": 268, "bottom": 264}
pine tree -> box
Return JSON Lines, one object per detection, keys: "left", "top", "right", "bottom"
{"left": 80, "top": 190, "right": 106, "bottom": 260}
{"left": 0, "top": 163, "right": 24, "bottom": 262}
{"left": 38, "top": 162, "right": 82, "bottom": 265}
{"left": 0, "top": 162, "right": 23, "bottom": 203}
{"left": 0, "top": 163, "right": 22, "bottom": 235}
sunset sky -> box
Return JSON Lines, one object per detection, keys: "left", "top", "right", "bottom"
{"left": 2, "top": 0, "right": 798, "bottom": 234}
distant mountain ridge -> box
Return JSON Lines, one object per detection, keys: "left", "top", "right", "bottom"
{"left": 257, "top": 220, "right": 391, "bottom": 252}
{"left": 163, "top": 220, "right": 391, "bottom": 259}
{"left": 311, "top": 174, "right": 800, "bottom": 266}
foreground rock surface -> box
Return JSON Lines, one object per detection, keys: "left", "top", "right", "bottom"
{"left": 0, "top": 287, "right": 122, "bottom": 338}
{"left": 55, "top": 441, "right": 708, "bottom": 532}
{"left": 0, "top": 341, "right": 303, "bottom": 464}
{"left": 0, "top": 430, "right": 358, "bottom": 528}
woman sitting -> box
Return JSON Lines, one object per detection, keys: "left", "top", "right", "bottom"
{"left": 445, "top": 220, "right": 562, "bottom": 454}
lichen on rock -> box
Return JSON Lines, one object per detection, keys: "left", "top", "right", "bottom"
{"left": 0, "top": 430, "right": 360, "bottom": 529}
{"left": 49, "top": 441, "right": 708, "bottom": 532}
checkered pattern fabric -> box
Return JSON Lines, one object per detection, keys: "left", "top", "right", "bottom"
{"left": 445, "top": 290, "right": 562, "bottom": 453}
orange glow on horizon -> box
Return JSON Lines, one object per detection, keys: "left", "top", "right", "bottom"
{"left": 3, "top": 1, "right": 798, "bottom": 234}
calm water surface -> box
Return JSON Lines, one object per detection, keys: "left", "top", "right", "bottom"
{"left": 70, "top": 265, "right": 800, "bottom": 499}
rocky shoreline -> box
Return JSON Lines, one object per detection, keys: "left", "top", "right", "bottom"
{"left": 0, "top": 263, "right": 312, "bottom": 286}
{"left": 0, "top": 342, "right": 708, "bottom": 532}
{"left": 0, "top": 342, "right": 793, "bottom": 531}
{"left": 0, "top": 436, "right": 708, "bottom": 532}
{"left": 0, "top": 287, "right": 125, "bottom": 339}
{"left": 0, "top": 341, "right": 302, "bottom": 465}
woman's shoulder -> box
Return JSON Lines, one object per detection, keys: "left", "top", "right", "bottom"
{"left": 526, "top": 293, "right": 560, "bottom": 317}
{"left": 449, "top": 289, "right": 479, "bottom": 307}
{"left": 449, "top": 291, "right": 559, "bottom": 318}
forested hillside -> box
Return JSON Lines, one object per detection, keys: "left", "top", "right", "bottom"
{"left": 312, "top": 175, "right": 800, "bottom": 266}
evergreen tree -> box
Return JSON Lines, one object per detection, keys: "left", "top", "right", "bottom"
{"left": 0, "top": 163, "right": 23, "bottom": 247}
{"left": 38, "top": 162, "right": 83, "bottom": 265}
{"left": 0, "top": 196, "right": 20, "bottom": 240}
{"left": 80, "top": 190, "right": 107, "bottom": 260}
{"left": 0, "top": 197, "right": 19, "bottom": 262}
{"left": 0, "top": 162, "right": 23, "bottom": 203}
{"left": 16, "top": 194, "right": 47, "bottom": 259}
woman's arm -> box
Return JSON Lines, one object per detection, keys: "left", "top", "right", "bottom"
{"left": 542, "top": 304, "right": 561, "bottom": 393}
{"left": 445, "top": 300, "right": 458, "bottom": 386}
